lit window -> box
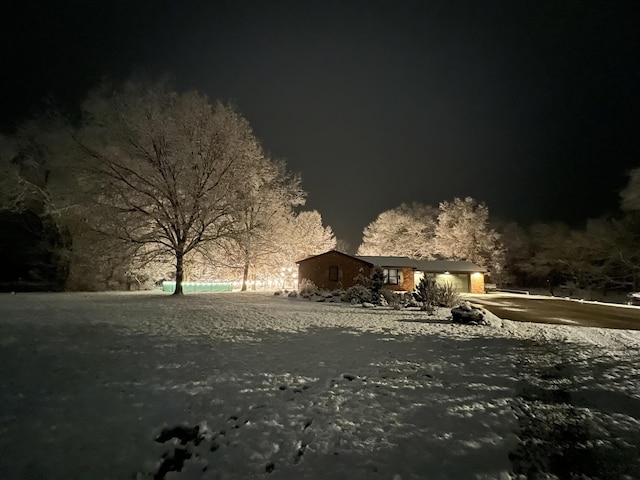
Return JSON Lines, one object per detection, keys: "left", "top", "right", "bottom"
{"left": 384, "top": 268, "right": 399, "bottom": 285}
{"left": 329, "top": 266, "right": 339, "bottom": 281}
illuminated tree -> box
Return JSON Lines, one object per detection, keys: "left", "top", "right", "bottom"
{"left": 74, "top": 80, "right": 268, "bottom": 295}
{"left": 282, "top": 210, "right": 336, "bottom": 263}
{"left": 434, "top": 197, "right": 504, "bottom": 274}
{"left": 357, "top": 202, "right": 438, "bottom": 258}
{"left": 216, "top": 159, "right": 305, "bottom": 291}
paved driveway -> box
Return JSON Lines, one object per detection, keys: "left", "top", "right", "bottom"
{"left": 467, "top": 294, "right": 640, "bottom": 330}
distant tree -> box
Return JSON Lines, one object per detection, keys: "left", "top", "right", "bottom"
{"left": 72, "top": 80, "right": 268, "bottom": 295}
{"left": 357, "top": 202, "right": 438, "bottom": 258}
{"left": 334, "top": 238, "right": 351, "bottom": 254}
{"left": 524, "top": 216, "right": 640, "bottom": 297}
{"left": 216, "top": 158, "right": 305, "bottom": 291}
{"left": 496, "top": 222, "right": 533, "bottom": 287}
{"left": 563, "top": 222, "right": 608, "bottom": 294}
{"left": 0, "top": 124, "right": 75, "bottom": 290}
{"left": 281, "top": 210, "right": 336, "bottom": 263}
{"left": 0, "top": 123, "right": 63, "bottom": 213}
{"left": 621, "top": 167, "right": 640, "bottom": 211}
{"left": 0, "top": 135, "right": 26, "bottom": 209}
{"left": 524, "top": 222, "right": 571, "bottom": 293}
{"left": 434, "top": 197, "right": 504, "bottom": 275}
{"left": 598, "top": 215, "right": 640, "bottom": 292}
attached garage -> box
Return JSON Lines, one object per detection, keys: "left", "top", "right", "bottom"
{"left": 414, "top": 260, "right": 486, "bottom": 294}
{"left": 435, "top": 273, "right": 470, "bottom": 292}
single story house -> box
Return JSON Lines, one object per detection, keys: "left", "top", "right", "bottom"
{"left": 296, "top": 250, "right": 486, "bottom": 293}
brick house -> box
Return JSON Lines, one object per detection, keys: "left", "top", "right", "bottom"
{"left": 296, "top": 250, "right": 486, "bottom": 293}
{"left": 296, "top": 250, "right": 374, "bottom": 291}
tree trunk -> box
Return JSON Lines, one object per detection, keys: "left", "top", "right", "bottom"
{"left": 241, "top": 262, "right": 249, "bottom": 292}
{"left": 173, "top": 250, "right": 185, "bottom": 295}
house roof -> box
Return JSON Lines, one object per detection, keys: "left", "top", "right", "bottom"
{"left": 355, "top": 256, "right": 486, "bottom": 273}
{"left": 297, "top": 251, "right": 486, "bottom": 273}
{"left": 355, "top": 256, "right": 419, "bottom": 268}
{"left": 415, "top": 259, "right": 486, "bottom": 273}
{"left": 296, "top": 250, "right": 374, "bottom": 266}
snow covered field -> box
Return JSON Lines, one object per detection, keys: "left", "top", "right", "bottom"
{"left": 1, "top": 292, "right": 639, "bottom": 479}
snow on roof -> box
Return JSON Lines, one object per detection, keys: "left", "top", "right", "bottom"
{"left": 355, "top": 256, "right": 421, "bottom": 268}
{"left": 355, "top": 256, "right": 486, "bottom": 272}
{"left": 298, "top": 251, "right": 485, "bottom": 272}
{"left": 415, "top": 259, "right": 486, "bottom": 273}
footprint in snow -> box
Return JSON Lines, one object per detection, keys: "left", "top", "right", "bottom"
{"left": 152, "top": 424, "right": 205, "bottom": 480}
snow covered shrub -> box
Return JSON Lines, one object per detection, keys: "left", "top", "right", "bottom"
{"left": 381, "top": 288, "right": 402, "bottom": 309}
{"left": 342, "top": 284, "right": 372, "bottom": 304}
{"left": 370, "top": 266, "right": 385, "bottom": 304}
{"left": 330, "top": 288, "right": 345, "bottom": 298}
{"left": 414, "top": 277, "right": 439, "bottom": 314}
{"left": 437, "top": 281, "right": 460, "bottom": 307}
{"left": 353, "top": 268, "right": 371, "bottom": 288}
{"left": 298, "top": 279, "right": 320, "bottom": 298}
{"left": 414, "top": 278, "right": 460, "bottom": 312}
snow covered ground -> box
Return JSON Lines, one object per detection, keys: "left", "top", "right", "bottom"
{"left": 1, "top": 291, "right": 639, "bottom": 479}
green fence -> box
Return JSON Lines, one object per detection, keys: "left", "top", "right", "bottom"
{"left": 162, "top": 281, "right": 234, "bottom": 293}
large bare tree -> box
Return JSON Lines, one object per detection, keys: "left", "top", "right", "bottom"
{"left": 75, "top": 80, "right": 266, "bottom": 295}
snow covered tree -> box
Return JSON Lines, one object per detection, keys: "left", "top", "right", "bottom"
{"left": 334, "top": 238, "right": 351, "bottom": 254}
{"left": 524, "top": 222, "right": 574, "bottom": 293}
{"left": 0, "top": 120, "right": 75, "bottom": 214}
{"left": 216, "top": 159, "right": 305, "bottom": 291}
{"left": 596, "top": 215, "right": 640, "bottom": 292}
{"left": 0, "top": 123, "right": 78, "bottom": 290}
{"left": 281, "top": 210, "right": 336, "bottom": 263}
{"left": 0, "top": 135, "right": 25, "bottom": 209}
{"left": 434, "top": 197, "right": 504, "bottom": 274}
{"left": 496, "top": 222, "right": 532, "bottom": 287}
{"left": 523, "top": 218, "right": 637, "bottom": 296}
{"left": 357, "top": 202, "right": 438, "bottom": 258}
{"left": 73, "top": 80, "right": 268, "bottom": 295}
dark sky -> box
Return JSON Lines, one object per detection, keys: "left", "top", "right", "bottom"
{"left": 3, "top": 0, "right": 639, "bottom": 250}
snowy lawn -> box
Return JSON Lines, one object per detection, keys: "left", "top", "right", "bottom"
{"left": 1, "top": 292, "right": 639, "bottom": 479}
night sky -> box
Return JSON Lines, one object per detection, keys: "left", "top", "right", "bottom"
{"left": 3, "top": 0, "right": 639, "bottom": 250}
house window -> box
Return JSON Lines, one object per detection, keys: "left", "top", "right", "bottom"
{"left": 328, "top": 266, "right": 339, "bottom": 281}
{"left": 384, "top": 268, "right": 399, "bottom": 285}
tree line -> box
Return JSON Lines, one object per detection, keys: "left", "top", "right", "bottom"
{"left": 356, "top": 179, "right": 640, "bottom": 297}
{"left": 0, "top": 79, "right": 335, "bottom": 294}
{"left": 2, "top": 77, "right": 638, "bottom": 298}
